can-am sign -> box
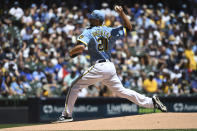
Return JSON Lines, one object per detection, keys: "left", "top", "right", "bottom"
{"left": 173, "top": 103, "right": 197, "bottom": 112}
{"left": 43, "top": 105, "right": 64, "bottom": 114}
{"left": 43, "top": 105, "right": 98, "bottom": 114}
{"left": 74, "top": 105, "right": 98, "bottom": 113}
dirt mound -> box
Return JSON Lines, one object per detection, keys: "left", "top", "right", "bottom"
{"left": 2, "top": 113, "right": 197, "bottom": 130}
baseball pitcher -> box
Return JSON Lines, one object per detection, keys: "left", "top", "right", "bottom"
{"left": 55, "top": 5, "right": 167, "bottom": 123}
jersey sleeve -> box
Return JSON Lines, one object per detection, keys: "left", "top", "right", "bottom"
{"left": 110, "top": 26, "right": 128, "bottom": 40}
{"left": 77, "top": 29, "right": 91, "bottom": 47}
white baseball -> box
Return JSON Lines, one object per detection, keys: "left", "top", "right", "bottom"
{"left": 114, "top": 5, "right": 120, "bottom": 11}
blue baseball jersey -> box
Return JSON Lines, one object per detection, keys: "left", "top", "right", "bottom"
{"left": 77, "top": 26, "right": 127, "bottom": 64}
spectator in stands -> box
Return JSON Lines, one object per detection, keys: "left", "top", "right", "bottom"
{"left": 171, "top": 78, "right": 182, "bottom": 95}
{"left": 179, "top": 72, "right": 190, "bottom": 94}
{"left": 160, "top": 81, "right": 171, "bottom": 95}
{"left": 191, "top": 72, "right": 197, "bottom": 93}
{"left": 122, "top": 76, "right": 131, "bottom": 89}
{"left": 87, "top": 85, "right": 99, "bottom": 97}
{"left": 44, "top": 61, "right": 55, "bottom": 75}
{"left": 32, "top": 66, "right": 46, "bottom": 81}
{"left": 0, "top": 73, "right": 9, "bottom": 96}
{"left": 58, "top": 62, "right": 69, "bottom": 82}
{"left": 78, "top": 88, "right": 88, "bottom": 97}
{"left": 184, "top": 44, "right": 197, "bottom": 71}
{"left": 63, "top": 67, "right": 79, "bottom": 87}
{"left": 9, "top": 1, "right": 24, "bottom": 20}
{"left": 0, "top": 1, "right": 197, "bottom": 98}
{"left": 143, "top": 72, "right": 158, "bottom": 93}
{"left": 130, "top": 76, "right": 143, "bottom": 92}
{"left": 22, "top": 9, "right": 33, "bottom": 26}
{"left": 20, "top": 65, "right": 33, "bottom": 82}
{"left": 18, "top": 76, "right": 31, "bottom": 94}
{"left": 10, "top": 77, "right": 24, "bottom": 96}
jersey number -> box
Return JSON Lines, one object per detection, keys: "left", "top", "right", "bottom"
{"left": 97, "top": 37, "right": 108, "bottom": 51}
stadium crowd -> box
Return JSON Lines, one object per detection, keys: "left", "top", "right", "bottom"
{"left": 0, "top": 1, "right": 197, "bottom": 98}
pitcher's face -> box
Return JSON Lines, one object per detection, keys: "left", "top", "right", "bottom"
{"left": 89, "top": 19, "right": 102, "bottom": 26}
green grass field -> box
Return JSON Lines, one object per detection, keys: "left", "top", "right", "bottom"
{"left": 0, "top": 123, "right": 37, "bottom": 129}
{"left": 0, "top": 124, "right": 197, "bottom": 131}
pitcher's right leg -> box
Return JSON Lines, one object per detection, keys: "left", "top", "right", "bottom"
{"left": 104, "top": 74, "right": 154, "bottom": 108}
{"left": 104, "top": 74, "right": 167, "bottom": 111}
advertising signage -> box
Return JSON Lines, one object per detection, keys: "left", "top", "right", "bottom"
{"left": 39, "top": 98, "right": 139, "bottom": 122}
{"left": 28, "top": 96, "right": 197, "bottom": 123}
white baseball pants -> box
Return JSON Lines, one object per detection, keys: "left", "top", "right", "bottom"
{"left": 62, "top": 61, "right": 154, "bottom": 117}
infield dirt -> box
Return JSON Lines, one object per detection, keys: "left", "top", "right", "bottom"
{"left": 2, "top": 113, "right": 197, "bottom": 130}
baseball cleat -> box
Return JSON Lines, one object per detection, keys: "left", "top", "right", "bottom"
{"left": 152, "top": 95, "right": 167, "bottom": 112}
{"left": 52, "top": 116, "right": 73, "bottom": 123}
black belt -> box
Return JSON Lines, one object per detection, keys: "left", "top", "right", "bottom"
{"left": 98, "top": 59, "right": 110, "bottom": 63}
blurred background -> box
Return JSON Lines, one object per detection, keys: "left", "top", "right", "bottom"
{"left": 0, "top": 0, "right": 197, "bottom": 124}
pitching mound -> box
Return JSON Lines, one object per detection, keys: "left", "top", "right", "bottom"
{"left": 2, "top": 113, "right": 197, "bottom": 130}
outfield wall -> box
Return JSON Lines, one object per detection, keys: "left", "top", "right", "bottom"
{"left": 0, "top": 95, "right": 197, "bottom": 123}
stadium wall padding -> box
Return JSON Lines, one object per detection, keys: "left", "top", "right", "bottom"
{"left": 0, "top": 107, "right": 28, "bottom": 123}
{"left": 1, "top": 96, "right": 197, "bottom": 123}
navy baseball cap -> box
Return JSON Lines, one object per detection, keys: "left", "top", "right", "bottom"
{"left": 88, "top": 10, "right": 105, "bottom": 21}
